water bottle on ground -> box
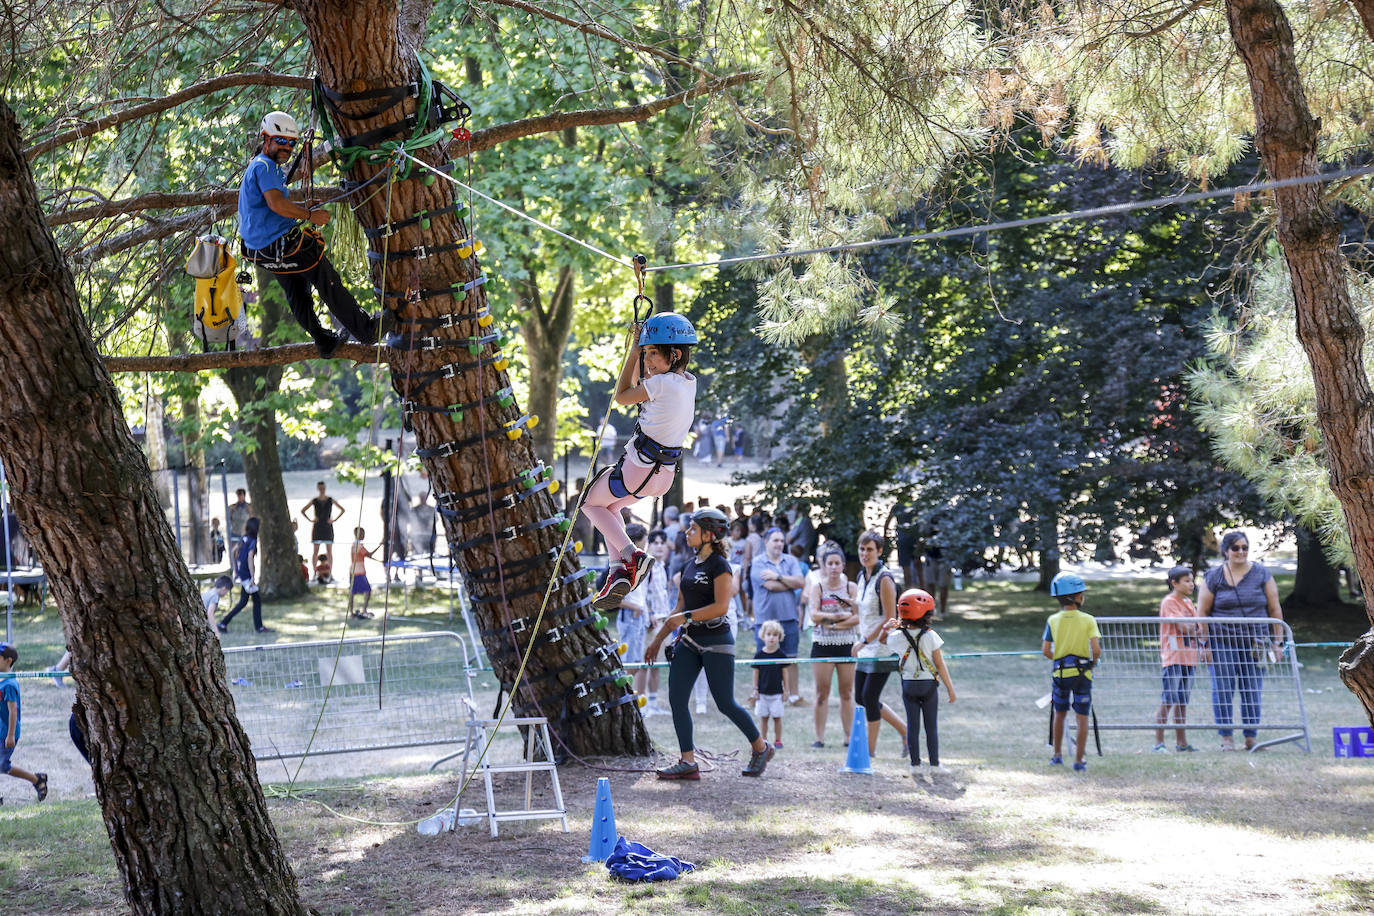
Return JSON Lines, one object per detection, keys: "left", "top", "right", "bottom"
{"left": 417, "top": 806, "right": 457, "bottom": 836}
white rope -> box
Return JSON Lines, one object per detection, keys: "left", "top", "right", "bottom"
{"left": 399, "top": 150, "right": 1373, "bottom": 276}
{"left": 397, "top": 150, "right": 632, "bottom": 267}
{"left": 644, "top": 164, "right": 1374, "bottom": 272}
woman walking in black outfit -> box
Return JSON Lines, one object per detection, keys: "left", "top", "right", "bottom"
{"left": 646, "top": 508, "right": 775, "bottom": 780}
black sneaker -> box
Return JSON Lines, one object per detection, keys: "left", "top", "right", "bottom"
{"left": 255, "top": 626, "right": 276, "bottom": 634}
{"left": 593, "top": 564, "right": 634, "bottom": 611}
{"left": 33, "top": 773, "right": 47, "bottom": 802}
{"left": 656, "top": 760, "right": 701, "bottom": 780}
{"left": 741, "top": 743, "right": 775, "bottom": 777}
{"left": 216, "top": 622, "right": 228, "bottom": 633}
{"left": 316, "top": 332, "right": 346, "bottom": 359}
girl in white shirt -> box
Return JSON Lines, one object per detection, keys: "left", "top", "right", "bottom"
{"left": 881, "top": 589, "right": 957, "bottom": 782}
{"left": 586, "top": 314, "right": 699, "bottom": 611}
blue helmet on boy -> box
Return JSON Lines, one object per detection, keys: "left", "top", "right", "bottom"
{"left": 639, "top": 312, "right": 698, "bottom": 346}
{"left": 1050, "top": 571, "right": 1086, "bottom": 597}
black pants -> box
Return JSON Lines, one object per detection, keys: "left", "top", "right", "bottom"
{"left": 246, "top": 227, "right": 375, "bottom": 351}
{"left": 667, "top": 629, "right": 760, "bottom": 754}
{"left": 855, "top": 668, "right": 893, "bottom": 722}
{"left": 221, "top": 585, "right": 263, "bottom": 630}
{"left": 901, "top": 679, "right": 940, "bottom": 765}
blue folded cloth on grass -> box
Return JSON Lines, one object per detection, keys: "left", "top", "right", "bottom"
{"left": 604, "top": 835, "right": 695, "bottom": 882}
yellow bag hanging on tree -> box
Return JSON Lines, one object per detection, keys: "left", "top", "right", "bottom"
{"left": 193, "top": 252, "right": 247, "bottom": 350}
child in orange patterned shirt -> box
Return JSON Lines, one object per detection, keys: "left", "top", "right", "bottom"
{"left": 1155, "top": 566, "right": 1200, "bottom": 752}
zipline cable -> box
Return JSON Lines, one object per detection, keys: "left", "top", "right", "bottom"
{"left": 646, "top": 164, "right": 1374, "bottom": 271}
{"left": 397, "top": 150, "right": 1374, "bottom": 275}
{"left": 396, "top": 150, "right": 632, "bottom": 267}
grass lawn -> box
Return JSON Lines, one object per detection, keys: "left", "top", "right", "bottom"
{"left": 2, "top": 573, "right": 1373, "bottom": 915}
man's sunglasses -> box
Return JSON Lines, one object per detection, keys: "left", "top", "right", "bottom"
{"left": 269, "top": 136, "right": 298, "bottom": 149}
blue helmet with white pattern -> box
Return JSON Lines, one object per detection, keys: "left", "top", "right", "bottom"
{"left": 639, "top": 313, "right": 698, "bottom": 346}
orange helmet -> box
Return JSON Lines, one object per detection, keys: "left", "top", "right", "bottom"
{"left": 897, "top": 588, "right": 936, "bottom": 622}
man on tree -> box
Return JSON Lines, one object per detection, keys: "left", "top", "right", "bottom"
{"left": 237, "top": 110, "right": 390, "bottom": 357}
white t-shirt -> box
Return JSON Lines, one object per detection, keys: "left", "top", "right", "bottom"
{"left": 626, "top": 371, "right": 696, "bottom": 467}
{"left": 884, "top": 626, "right": 944, "bottom": 681}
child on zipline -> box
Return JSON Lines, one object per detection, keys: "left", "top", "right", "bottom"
{"left": 587, "top": 313, "right": 698, "bottom": 611}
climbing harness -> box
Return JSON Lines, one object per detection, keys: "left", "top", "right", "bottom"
{"left": 897, "top": 625, "right": 933, "bottom": 674}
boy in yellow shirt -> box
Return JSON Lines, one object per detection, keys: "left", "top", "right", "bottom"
{"left": 1042, "top": 572, "right": 1100, "bottom": 773}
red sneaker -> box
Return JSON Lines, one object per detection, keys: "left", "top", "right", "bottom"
{"left": 593, "top": 564, "right": 634, "bottom": 610}
{"left": 628, "top": 549, "right": 654, "bottom": 588}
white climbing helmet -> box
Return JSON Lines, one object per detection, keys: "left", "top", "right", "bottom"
{"left": 259, "top": 111, "right": 301, "bottom": 140}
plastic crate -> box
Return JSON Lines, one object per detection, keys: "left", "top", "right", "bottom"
{"left": 1332, "top": 726, "right": 1374, "bottom": 758}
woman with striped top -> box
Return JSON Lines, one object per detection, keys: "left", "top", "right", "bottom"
{"left": 805, "top": 546, "right": 859, "bottom": 747}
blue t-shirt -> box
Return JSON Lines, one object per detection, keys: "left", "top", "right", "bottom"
{"left": 235, "top": 535, "right": 258, "bottom": 582}
{"left": 237, "top": 154, "right": 296, "bottom": 249}
{"left": 1, "top": 675, "right": 19, "bottom": 742}
{"left": 750, "top": 553, "right": 803, "bottom": 623}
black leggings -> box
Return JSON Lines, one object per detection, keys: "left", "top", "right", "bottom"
{"left": 854, "top": 668, "right": 893, "bottom": 722}
{"left": 901, "top": 679, "right": 940, "bottom": 765}
{"left": 221, "top": 585, "right": 262, "bottom": 630}
{"left": 668, "top": 633, "right": 760, "bottom": 754}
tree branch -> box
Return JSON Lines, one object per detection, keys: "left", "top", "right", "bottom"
{"left": 67, "top": 204, "right": 235, "bottom": 266}
{"left": 23, "top": 71, "right": 312, "bottom": 160}
{"left": 484, "top": 0, "right": 720, "bottom": 82}
{"left": 472, "top": 71, "right": 759, "bottom": 149}
{"left": 1121, "top": 0, "right": 1213, "bottom": 39}
{"left": 48, "top": 72, "right": 759, "bottom": 229}
{"left": 104, "top": 342, "right": 386, "bottom": 373}
{"left": 48, "top": 190, "right": 240, "bottom": 227}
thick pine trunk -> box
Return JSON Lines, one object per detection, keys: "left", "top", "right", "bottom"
{"left": 299, "top": 0, "right": 648, "bottom": 755}
{"left": 1226, "top": 0, "right": 1374, "bottom": 723}
{"left": 0, "top": 99, "right": 306, "bottom": 916}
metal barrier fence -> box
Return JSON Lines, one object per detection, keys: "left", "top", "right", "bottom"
{"left": 1093, "top": 617, "right": 1310, "bottom": 751}
{"left": 222, "top": 631, "right": 478, "bottom": 763}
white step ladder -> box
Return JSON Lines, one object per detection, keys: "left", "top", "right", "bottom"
{"left": 461, "top": 698, "right": 569, "bottom": 838}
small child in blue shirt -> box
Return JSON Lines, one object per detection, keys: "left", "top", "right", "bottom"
{"left": 1, "top": 644, "right": 47, "bottom": 801}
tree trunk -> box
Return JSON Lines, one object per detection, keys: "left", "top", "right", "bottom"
{"left": 145, "top": 388, "right": 171, "bottom": 507}
{"left": 518, "top": 262, "right": 576, "bottom": 467}
{"left": 299, "top": 0, "right": 647, "bottom": 755}
{"left": 1035, "top": 511, "right": 1060, "bottom": 593}
{"left": 0, "top": 98, "right": 306, "bottom": 916}
{"left": 183, "top": 408, "right": 211, "bottom": 565}
{"left": 1226, "top": 0, "right": 1374, "bottom": 723}
{"left": 224, "top": 279, "right": 306, "bottom": 600}
{"left": 1287, "top": 524, "right": 1344, "bottom": 609}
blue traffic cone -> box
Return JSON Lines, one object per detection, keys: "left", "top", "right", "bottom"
{"left": 582, "top": 776, "right": 618, "bottom": 862}
{"left": 840, "top": 714, "right": 874, "bottom": 775}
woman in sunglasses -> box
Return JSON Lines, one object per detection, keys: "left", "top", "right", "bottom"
{"left": 237, "top": 110, "right": 387, "bottom": 357}
{"left": 1196, "top": 530, "right": 1285, "bottom": 751}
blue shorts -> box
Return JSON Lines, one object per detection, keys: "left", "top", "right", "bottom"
{"left": 754, "top": 619, "right": 800, "bottom": 658}
{"left": 351, "top": 574, "right": 371, "bottom": 595}
{"left": 1051, "top": 676, "right": 1092, "bottom": 715}
{"left": 0, "top": 744, "right": 13, "bottom": 774}
{"left": 1161, "top": 664, "right": 1194, "bottom": 706}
